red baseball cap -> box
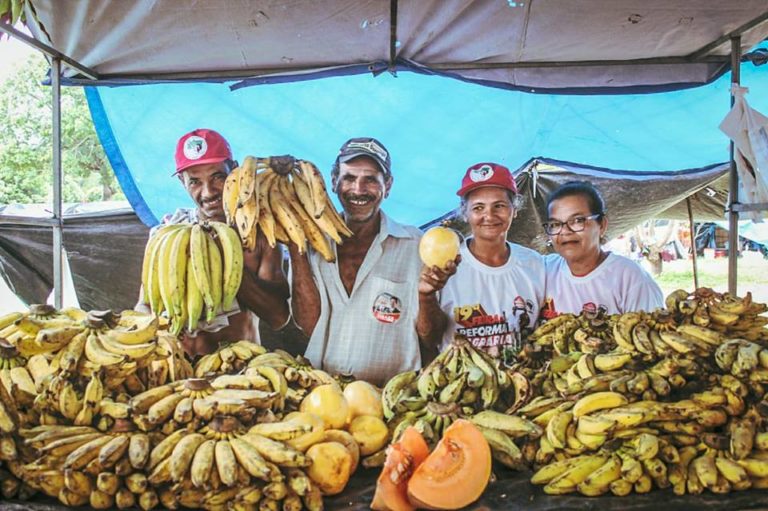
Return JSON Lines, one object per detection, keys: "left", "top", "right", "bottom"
{"left": 174, "top": 129, "right": 233, "bottom": 174}
{"left": 456, "top": 162, "right": 517, "bottom": 197}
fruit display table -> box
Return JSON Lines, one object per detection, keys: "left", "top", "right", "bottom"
{"left": 3, "top": 467, "right": 768, "bottom": 511}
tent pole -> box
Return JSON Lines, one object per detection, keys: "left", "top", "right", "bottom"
{"left": 52, "top": 58, "right": 63, "bottom": 308}
{"left": 686, "top": 198, "right": 699, "bottom": 290}
{"left": 727, "top": 37, "right": 741, "bottom": 296}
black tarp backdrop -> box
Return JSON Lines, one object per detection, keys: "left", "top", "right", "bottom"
{"left": 0, "top": 209, "right": 149, "bottom": 311}
{"left": 424, "top": 158, "right": 730, "bottom": 252}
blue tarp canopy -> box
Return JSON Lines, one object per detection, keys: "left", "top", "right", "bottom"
{"left": 87, "top": 50, "right": 767, "bottom": 228}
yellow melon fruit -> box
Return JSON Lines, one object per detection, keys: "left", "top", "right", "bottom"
{"left": 348, "top": 415, "right": 390, "bottom": 456}
{"left": 419, "top": 227, "right": 460, "bottom": 269}
{"left": 343, "top": 380, "right": 384, "bottom": 421}
{"left": 300, "top": 384, "right": 350, "bottom": 430}
{"left": 306, "top": 441, "right": 353, "bottom": 495}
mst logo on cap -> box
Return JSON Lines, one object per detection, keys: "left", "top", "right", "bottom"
{"left": 174, "top": 128, "right": 233, "bottom": 175}
{"left": 183, "top": 136, "right": 208, "bottom": 161}
{"left": 469, "top": 164, "right": 494, "bottom": 183}
{"left": 456, "top": 162, "right": 518, "bottom": 197}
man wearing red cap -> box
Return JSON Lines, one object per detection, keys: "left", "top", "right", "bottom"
{"left": 136, "top": 128, "right": 289, "bottom": 356}
{"left": 416, "top": 162, "right": 545, "bottom": 363}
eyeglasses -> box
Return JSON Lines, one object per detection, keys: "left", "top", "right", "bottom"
{"left": 542, "top": 214, "right": 602, "bottom": 235}
{"left": 344, "top": 140, "right": 389, "bottom": 162}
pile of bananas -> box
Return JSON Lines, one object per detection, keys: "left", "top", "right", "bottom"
{"left": 0, "top": 339, "right": 25, "bottom": 371}
{"left": 141, "top": 414, "right": 320, "bottom": 511}
{"left": 141, "top": 221, "right": 243, "bottom": 335}
{"left": 521, "top": 289, "right": 768, "bottom": 497}
{"left": 222, "top": 156, "right": 351, "bottom": 260}
{"left": 380, "top": 338, "right": 543, "bottom": 468}
{"left": 0, "top": 302, "right": 384, "bottom": 510}
{"left": 196, "top": 344, "right": 338, "bottom": 409}
{"left": 127, "top": 377, "right": 279, "bottom": 432}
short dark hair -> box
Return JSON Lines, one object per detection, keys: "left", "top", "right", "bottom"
{"left": 546, "top": 181, "right": 606, "bottom": 218}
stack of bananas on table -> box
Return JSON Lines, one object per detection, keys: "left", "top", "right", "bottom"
{"left": 141, "top": 221, "right": 243, "bottom": 336}
{"left": 195, "top": 342, "right": 338, "bottom": 411}
{"left": 380, "top": 337, "right": 542, "bottom": 469}
{"left": 522, "top": 288, "right": 768, "bottom": 497}
{"left": 222, "top": 156, "right": 352, "bottom": 260}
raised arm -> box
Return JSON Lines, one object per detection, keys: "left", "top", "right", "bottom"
{"left": 287, "top": 243, "right": 321, "bottom": 337}
{"left": 236, "top": 232, "right": 290, "bottom": 329}
{"left": 415, "top": 258, "right": 459, "bottom": 352}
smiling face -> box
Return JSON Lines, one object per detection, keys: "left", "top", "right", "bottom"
{"left": 547, "top": 193, "right": 607, "bottom": 262}
{"left": 332, "top": 156, "right": 392, "bottom": 226}
{"left": 181, "top": 161, "right": 229, "bottom": 222}
{"left": 464, "top": 187, "right": 515, "bottom": 243}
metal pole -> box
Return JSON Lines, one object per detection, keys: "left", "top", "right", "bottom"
{"left": 52, "top": 58, "right": 63, "bottom": 308}
{"left": 686, "top": 198, "right": 699, "bottom": 290}
{"left": 727, "top": 37, "right": 741, "bottom": 295}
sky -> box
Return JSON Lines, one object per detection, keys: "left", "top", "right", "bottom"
{"left": 0, "top": 26, "right": 35, "bottom": 82}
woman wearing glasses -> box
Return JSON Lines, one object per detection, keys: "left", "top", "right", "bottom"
{"left": 417, "top": 163, "right": 546, "bottom": 363}
{"left": 541, "top": 181, "right": 662, "bottom": 318}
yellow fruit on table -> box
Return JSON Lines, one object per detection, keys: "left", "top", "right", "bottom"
{"left": 348, "top": 415, "right": 390, "bottom": 455}
{"left": 419, "top": 227, "right": 460, "bottom": 269}
{"left": 300, "top": 384, "right": 350, "bottom": 430}
{"left": 306, "top": 441, "right": 354, "bottom": 495}
{"left": 284, "top": 412, "right": 326, "bottom": 452}
{"left": 343, "top": 380, "right": 384, "bottom": 421}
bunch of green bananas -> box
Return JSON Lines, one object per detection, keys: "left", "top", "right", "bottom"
{"left": 222, "top": 156, "right": 351, "bottom": 260}
{"left": 141, "top": 221, "right": 243, "bottom": 336}
{"left": 382, "top": 337, "right": 510, "bottom": 425}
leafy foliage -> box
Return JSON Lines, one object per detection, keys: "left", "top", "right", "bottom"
{"left": 0, "top": 53, "right": 124, "bottom": 205}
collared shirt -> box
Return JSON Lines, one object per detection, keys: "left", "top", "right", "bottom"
{"left": 153, "top": 208, "right": 259, "bottom": 340}
{"left": 303, "top": 211, "right": 423, "bottom": 387}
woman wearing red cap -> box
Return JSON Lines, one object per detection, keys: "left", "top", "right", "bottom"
{"left": 541, "top": 181, "right": 662, "bottom": 317}
{"left": 416, "top": 163, "right": 546, "bottom": 363}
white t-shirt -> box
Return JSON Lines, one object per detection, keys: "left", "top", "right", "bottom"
{"left": 438, "top": 239, "right": 546, "bottom": 359}
{"left": 542, "top": 252, "right": 663, "bottom": 317}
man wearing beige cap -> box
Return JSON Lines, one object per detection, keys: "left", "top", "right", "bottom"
{"left": 288, "top": 137, "right": 444, "bottom": 386}
{"left": 136, "top": 128, "right": 289, "bottom": 356}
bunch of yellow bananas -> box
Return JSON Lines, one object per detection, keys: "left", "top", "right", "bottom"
{"left": 143, "top": 414, "right": 320, "bottom": 511}
{"left": 665, "top": 288, "right": 768, "bottom": 340}
{"left": 520, "top": 289, "right": 768, "bottom": 497}
{"left": 20, "top": 420, "right": 164, "bottom": 509}
{"left": 195, "top": 343, "right": 338, "bottom": 411}
{"left": 193, "top": 339, "right": 270, "bottom": 377}
{"left": 223, "top": 156, "right": 352, "bottom": 260}
{"left": 141, "top": 221, "right": 243, "bottom": 336}
{"left": 0, "top": 339, "right": 25, "bottom": 371}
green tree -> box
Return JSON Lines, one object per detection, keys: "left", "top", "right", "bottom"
{"left": 0, "top": 53, "right": 124, "bottom": 205}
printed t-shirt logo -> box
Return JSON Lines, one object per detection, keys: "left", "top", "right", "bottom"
{"left": 581, "top": 302, "right": 608, "bottom": 319}
{"left": 469, "top": 164, "right": 494, "bottom": 183}
{"left": 453, "top": 304, "right": 513, "bottom": 349}
{"left": 372, "top": 293, "right": 402, "bottom": 324}
{"left": 540, "top": 296, "right": 559, "bottom": 320}
{"left": 184, "top": 136, "right": 208, "bottom": 160}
